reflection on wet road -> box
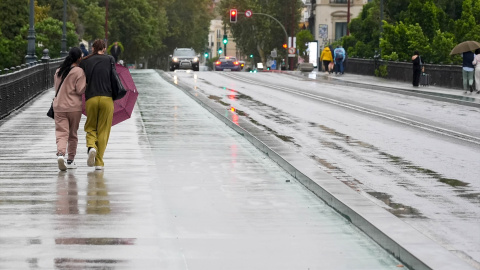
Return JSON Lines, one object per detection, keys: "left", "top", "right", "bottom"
{"left": 170, "top": 70, "right": 480, "bottom": 268}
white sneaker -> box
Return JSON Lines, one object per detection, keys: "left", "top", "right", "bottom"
{"left": 87, "top": 148, "right": 96, "bottom": 167}
{"left": 57, "top": 156, "right": 67, "bottom": 171}
{"left": 66, "top": 160, "right": 77, "bottom": 169}
{"left": 95, "top": 166, "right": 104, "bottom": 170}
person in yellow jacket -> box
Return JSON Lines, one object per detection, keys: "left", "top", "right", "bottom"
{"left": 320, "top": 46, "right": 334, "bottom": 73}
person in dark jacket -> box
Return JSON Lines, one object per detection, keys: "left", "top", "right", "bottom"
{"left": 411, "top": 50, "right": 422, "bottom": 87}
{"left": 80, "top": 39, "right": 114, "bottom": 170}
{"left": 111, "top": 42, "right": 122, "bottom": 63}
{"left": 80, "top": 43, "right": 89, "bottom": 57}
{"left": 462, "top": 51, "right": 475, "bottom": 93}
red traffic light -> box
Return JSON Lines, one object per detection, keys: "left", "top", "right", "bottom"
{"left": 282, "top": 44, "right": 288, "bottom": 49}
{"left": 230, "top": 9, "right": 237, "bottom": 23}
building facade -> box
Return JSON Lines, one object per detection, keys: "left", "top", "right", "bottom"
{"left": 207, "top": 0, "right": 239, "bottom": 59}
{"left": 313, "top": 0, "right": 371, "bottom": 48}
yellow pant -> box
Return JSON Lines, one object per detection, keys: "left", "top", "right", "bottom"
{"left": 84, "top": 96, "right": 114, "bottom": 167}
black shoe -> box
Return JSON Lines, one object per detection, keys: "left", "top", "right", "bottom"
{"left": 470, "top": 85, "right": 474, "bottom": 93}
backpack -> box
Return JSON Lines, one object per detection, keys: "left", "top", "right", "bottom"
{"left": 335, "top": 49, "right": 344, "bottom": 60}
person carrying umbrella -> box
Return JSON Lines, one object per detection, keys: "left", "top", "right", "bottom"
{"left": 450, "top": 41, "right": 480, "bottom": 93}
{"left": 53, "top": 47, "right": 86, "bottom": 171}
{"left": 80, "top": 39, "right": 115, "bottom": 170}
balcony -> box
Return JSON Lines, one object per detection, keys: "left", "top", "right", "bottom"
{"left": 329, "top": 0, "right": 351, "bottom": 4}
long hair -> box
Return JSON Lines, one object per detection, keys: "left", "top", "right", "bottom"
{"left": 57, "top": 47, "right": 82, "bottom": 80}
{"left": 82, "top": 39, "right": 106, "bottom": 60}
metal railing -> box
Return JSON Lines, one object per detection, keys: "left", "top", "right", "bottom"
{"left": 0, "top": 49, "right": 62, "bottom": 120}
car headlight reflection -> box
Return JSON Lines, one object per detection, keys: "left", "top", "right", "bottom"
{"left": 193, "top": 57, "right": 199, "bottom": 62}
{"left": 173, "top": 57, "right": 178, "bottom": 62}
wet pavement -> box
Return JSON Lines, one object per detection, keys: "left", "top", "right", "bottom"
{"left": 292, "top": 70, "right": 480, "bottom": 107}
{"left": 0, "top": 70, "right": 415, "bottom": 269}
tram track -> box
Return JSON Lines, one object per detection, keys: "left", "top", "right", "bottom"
{"left": 221, "top": 72, "right": 480, "bottom": 146}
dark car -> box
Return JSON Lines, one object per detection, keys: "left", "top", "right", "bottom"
{"left": 169, "top": 48, "right": 200, "bottom": 71}
{"left": 215, "top": 56, "right": 241, "bottom": 71}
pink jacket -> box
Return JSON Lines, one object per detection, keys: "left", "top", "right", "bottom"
{"left": 53, "top": 66, "right": 86, "bottom": 112}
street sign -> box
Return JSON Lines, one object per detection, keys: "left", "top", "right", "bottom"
{"left": 288, "top": 47, "right": 295, "bottom": 54}
{"left": 245, "top": 10, "right": 252, "bottom": 18}
{"left": 288, "top": 54, "right": 296, "bottom": 57}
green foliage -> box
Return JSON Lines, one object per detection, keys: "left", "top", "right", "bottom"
{"left": 30, "top": 17, "right": 78, "bottom": 59}
{"left": 0, "top": 0, "right": 28, "bottom": 40}
{"left": 296, "top": 30, "right": 313, "bottom": 61}
{"left": 219, "top": 0, "right": 303, "bottom": 66}
{"left": 375, "top": 64, "right": 388, "bottom": 77}
{"left": 345, "top": 0, "right": 478, "bottom": 64}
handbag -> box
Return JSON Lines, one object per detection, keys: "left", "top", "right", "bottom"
{"left": 109, "top": 57, "right": 126, "bottom": 100}
{"left": 47, "top": 68, "right": 70, "bottom": 119}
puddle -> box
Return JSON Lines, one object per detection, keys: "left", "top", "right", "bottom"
{"left": 208, "top": 95, "right": 230, "bottom": 106}
{"left": 366, "top": 191, "right": 424, "bottom": 218}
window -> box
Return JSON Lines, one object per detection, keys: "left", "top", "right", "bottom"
{"left": 335, "top": 22, "right": 347, "bottom": 40}
{"left": 330, "top": 0, "right": 350, "bottom": 3}
{"left": 217, "top": 29, "right": 221, "bottom": 38}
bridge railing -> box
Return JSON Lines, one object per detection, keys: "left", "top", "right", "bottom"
{"left": 0, "top": 50, "right": 62, "bottom": 120}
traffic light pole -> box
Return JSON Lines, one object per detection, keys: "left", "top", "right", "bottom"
{"left": 241, "top": 12, "right": 289, "bottom": 70}
{"left": 224, "top": 24, "right": 227, "bottom": 56}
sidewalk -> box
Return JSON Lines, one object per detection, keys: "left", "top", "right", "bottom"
{"left": 293, "top": 70, "right": 480, "bottom": 107}
{"left": 0, "top": 70, "right": 409, "bottom": 269}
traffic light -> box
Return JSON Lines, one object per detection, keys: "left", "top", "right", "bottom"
{"left": 282, "top": 43, "right": 288, "bottom": 49}
{"left": 204, "top": 52, "right": 209, "bottom": 58}
{"left": 249, "top": 54, "right": 253, "bottom": 58}
{"left": 218, "top": 48, "right": 223, "bottom": 55}
{"left": 223, "top": 34, "right": 228, "bottom": 45}
{"left": 230, "top": 9, "right": 237, "bottom": 23}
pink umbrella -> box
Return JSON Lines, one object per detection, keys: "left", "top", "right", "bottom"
{"left": 82, "top": 64, "right": 139, "bottom": 126}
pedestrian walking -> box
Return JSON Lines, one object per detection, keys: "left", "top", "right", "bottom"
{"left": 472, "top": 49, "right": 480, "bottom": 94}
{"left": 80, "top": 39, "right": 115, "bottom": 170}
{"left": 111, "top": 42, "right": 122, "bottom": 63}
{"left": 411, "top": 51, "right": 422, "bottom": 87}
{"left": 80, "top": 43, "right": 89, "bottom": 57}
{"left": 462, "top": 50, "right": 475, "bottom": 93}
{"left": 53, "top": 47, "right": 86, "bottom": 171}
{"left": 320, "top": 46, "right": 333, "bottom": 73}
{"left": 333, "top": 46, "right": 346, "bottom": 74}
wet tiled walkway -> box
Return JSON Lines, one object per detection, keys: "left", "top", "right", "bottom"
{"left": 0, "top": 70, "right": 407, "bottom": 269}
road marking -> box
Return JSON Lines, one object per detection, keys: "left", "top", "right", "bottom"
{"left": 221, "top": 73, "right": 480, "bottom": 145}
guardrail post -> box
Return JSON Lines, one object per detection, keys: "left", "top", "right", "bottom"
{"left": 42, "top": 49, "right": 50, "bottom": 91}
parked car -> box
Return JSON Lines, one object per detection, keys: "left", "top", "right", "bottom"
{"left": 169, "top": 48, "right": 200, "bottom": 71}
{"left": 215, "top": 56, "right": 241, "bottom": 71}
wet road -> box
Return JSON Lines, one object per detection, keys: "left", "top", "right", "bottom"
{"left": 0, "top": 70, "right": 408, "bottom": 269}
{"left": 166, "top": 70, "right": 480, "bottom": 269}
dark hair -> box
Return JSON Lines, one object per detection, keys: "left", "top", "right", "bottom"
{"left": 57, "top": 47, "right": 82, "bottom": 80}
{"left": 83, "top": 39, "right": 106, "bottom": 60}
{"left": 475, "top": 49, "right": 480, "bottom": 55}
{"left": 414, "top": 50, "right": 419, "bottom": 56}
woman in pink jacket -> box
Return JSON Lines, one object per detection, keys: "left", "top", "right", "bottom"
{"left": 53, "top": 47, "right": 86, "bottom": 170}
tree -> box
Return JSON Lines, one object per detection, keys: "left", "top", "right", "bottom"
{"left": 20, "top": 17, "right": 78, "bottom": 59}
{"left": 0, "top": 0, "right": 28, "bottom": 40}
{"left": 296, "top": 30, "right": 313, "bottom": 61}
{"left": 219, "top": 0, "right": 303, "bottom": 66}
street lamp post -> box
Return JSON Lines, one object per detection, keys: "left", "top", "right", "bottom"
{"left": 105, "top": 0, "right": 109, "bottom": 46}
{"left": 25, "top": 0, "right": 37, "bottom": 64}
{"left": 60, "top": 0, "right": 68, "bottom": 57}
